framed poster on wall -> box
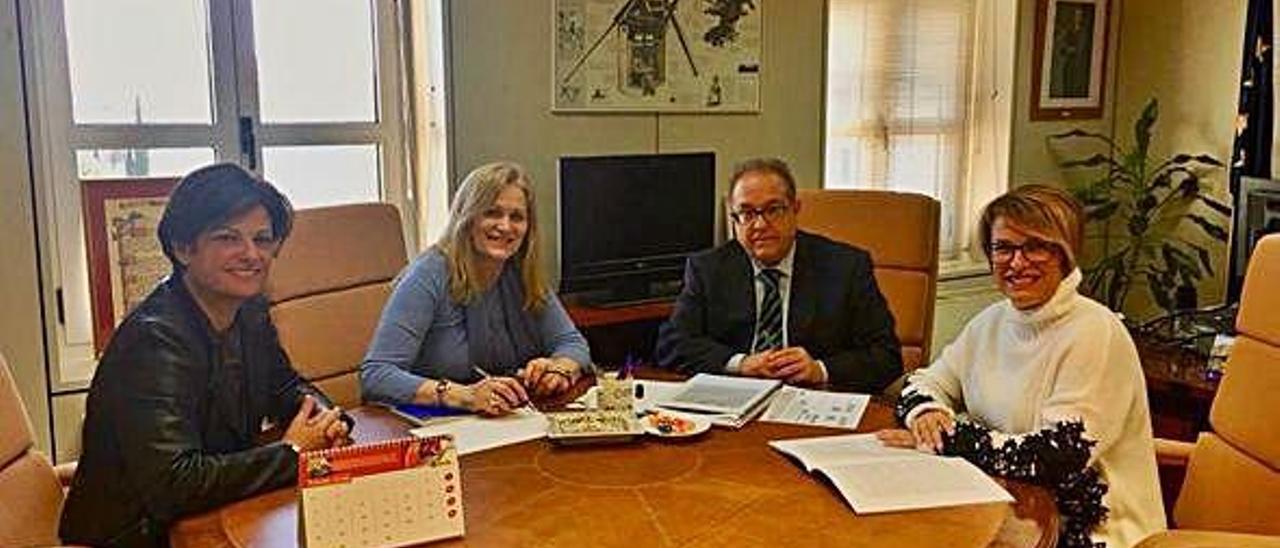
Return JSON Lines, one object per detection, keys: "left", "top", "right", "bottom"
{"left": 81, "top": 178, "right": 176, "bottom": 354}
{"left": 553, "top": 0, "right": 762, "bottom": 112}
{"left": 1031, "top": 0, "right": 1110, "bottom": 120}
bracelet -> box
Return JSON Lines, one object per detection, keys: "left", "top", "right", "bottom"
{"left": 434, "top": 379, "right": 451, "bottom": 405}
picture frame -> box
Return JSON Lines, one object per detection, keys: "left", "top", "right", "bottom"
{"left": 552, "top": 0, "right": 762, "bottom": 113}
{"left": 81, "top": 178, "right": 177, "bottom": 354}
{"left": 1031, "top": 0, "right": 1110, "bottom": 121}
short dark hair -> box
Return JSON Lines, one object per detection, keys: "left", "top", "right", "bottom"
{"left": 978, "top": 184, "right": 1083, "bottom": 273}
{"left": 158, "top": 163, "right": 293, "bottom": 271}
{"left": 728, "top": 157, "right": 797, "bottom": 201}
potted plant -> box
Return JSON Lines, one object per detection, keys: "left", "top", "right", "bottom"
{"left": 1049, "top": 98, "right": 1231, "bottom": 320}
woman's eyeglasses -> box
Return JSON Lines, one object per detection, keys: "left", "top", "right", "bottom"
{"left": 989, "top": 238, "right": 1058, "bottom": 264}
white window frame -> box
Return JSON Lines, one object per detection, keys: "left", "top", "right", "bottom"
{"left": 822, "top": 0, "right": 1015, "bottom": 278}
{"left": 21, "top": 0, "right": 414, "bottom": 392}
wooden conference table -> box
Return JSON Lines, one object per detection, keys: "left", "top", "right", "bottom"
{"left": 171, "top": 399, "right": 1057, "bottom": 547}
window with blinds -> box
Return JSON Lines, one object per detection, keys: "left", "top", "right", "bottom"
{"left": 825, "top": 0, "right": 1010, "bottom": 263}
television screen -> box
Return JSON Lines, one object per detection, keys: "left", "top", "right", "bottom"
{"left": 558, "top": 152, "right": 715, "bottom": 301}
{"left": 1229, "top": 176, "right": 1280, "bottom": 301}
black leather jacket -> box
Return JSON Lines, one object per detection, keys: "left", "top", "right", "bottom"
{"left": 59, "top": 276, "right": 340, "bottom": 547}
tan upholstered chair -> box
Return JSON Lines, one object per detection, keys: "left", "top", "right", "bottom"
{"left": 267, "top": 203, "right": 408, "bottom": 408}
{"left": 0, "top": 352, "right": 67, "bottom": 546}
{"left": 1136, "top": 235, "right": 1280, "bottom": 548}
{"left": 794, "top": 189, "right": 941, "bottom": 372}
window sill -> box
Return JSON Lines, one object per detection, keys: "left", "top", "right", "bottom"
{"left": 939, "top": 256, "right": 990, "bottom": 282}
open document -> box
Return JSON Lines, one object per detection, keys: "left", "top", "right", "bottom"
{"left": 409, "top": 407, "right": 547, "bottom": 455}
{"left": 761, "top": 386, "right": 869, "bottom": 429}
{"left": 769, "top": 434, "right": 1013, "bottom": 514}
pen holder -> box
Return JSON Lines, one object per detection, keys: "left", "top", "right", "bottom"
{"left": 596, "top": 371, "right": 634, "bottom": 413}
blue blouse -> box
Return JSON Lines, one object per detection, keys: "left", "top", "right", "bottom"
{"left": 360, "top": 249, "right": 592, "bottom": 404}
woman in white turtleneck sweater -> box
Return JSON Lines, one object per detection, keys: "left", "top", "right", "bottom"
{"left": 878, "top": 185, "right": 1165, "bottom": 547}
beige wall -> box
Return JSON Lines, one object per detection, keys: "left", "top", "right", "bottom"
{"left": 0, "top": 0, "right": 53, "bottom": 455}
{"left": 1110, "top": 0, "right": 1245, "bottom": 313}
{"left": 448, "top": 0, "right": 825, "bottom": 278}
{"left": 1009, "top": 0, "right": 1119, "bottom": 186}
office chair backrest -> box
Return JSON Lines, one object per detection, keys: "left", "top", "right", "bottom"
{"left": 0, "top": 352, "right": 64, "bottom": 546}
{"left": 1172, "top": 234, "right": 1280, "bottom": 534}
{"left": 266, "top": 203, "right": 408, "bottom": 408}
{"left": 794, "top": 189, "right": 940, "bottom": 371}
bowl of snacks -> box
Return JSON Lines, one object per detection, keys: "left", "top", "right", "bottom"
{"left": 642, "top": 410, "right": 711, "bottom": 438}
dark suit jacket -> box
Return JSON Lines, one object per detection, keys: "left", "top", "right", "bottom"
{"left": 655, "top": 231, "right": 903, "bottom": 392}
{"left": 59, "top": 276, "right": 344, "bottom": 547}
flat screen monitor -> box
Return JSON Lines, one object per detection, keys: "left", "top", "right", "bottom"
{"left": 558, "top": 152, "right": 715, "bottom": 304}
{"left": 1228, "top": 176, "right": 1280, "bottom": 302}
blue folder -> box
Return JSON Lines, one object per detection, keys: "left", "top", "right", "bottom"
{"left": 388, "top": 403, "right": 471, "bottom": 425}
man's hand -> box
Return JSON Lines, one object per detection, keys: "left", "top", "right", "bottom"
{"left": 765, "top": 347, "right": 824, "bottom": 385}
{"left": 738, "top": 350, "right": 777, "bottom": 378}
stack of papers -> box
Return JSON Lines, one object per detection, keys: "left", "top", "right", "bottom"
{"left": 657, "top": 374, "right": 782, "bottom": 429}
{"left": 769, "top": 434, "right": 1013, "bottom": 514}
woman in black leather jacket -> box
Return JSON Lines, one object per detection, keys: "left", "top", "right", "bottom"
{"left": 60, "top": 163, "right": 353, "bottom": 547}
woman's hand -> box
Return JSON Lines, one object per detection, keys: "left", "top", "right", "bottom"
{"left": 520, "top": 357, "right": 582, "bottom": 398}
{"left": 283, "top": 396, "right": 343, "bottom": 451}
{"left": 874, "top": 410, "right": 955, "bottom": 454}
{"left": 458, "top": 376, "right": 529, "bottom": 417}
{"left": 909, "top": 409, "right": 954, "bottom": 454}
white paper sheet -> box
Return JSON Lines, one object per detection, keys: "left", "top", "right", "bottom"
{"left": 409, "top": 408, "right": 547, "bottom": 455}
{"left": 760, "top": 386, "right": 869, "bottom": 429}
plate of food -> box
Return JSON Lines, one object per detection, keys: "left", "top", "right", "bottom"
{"left": 642, "top": 410, "right": 711, "bottom": 438}
{"left": 546, "top": 410, "right": 644, "bottom": 445}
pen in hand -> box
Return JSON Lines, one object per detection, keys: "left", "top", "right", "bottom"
{"left": 473, "top": 365, "right": 535, "bottom": 413}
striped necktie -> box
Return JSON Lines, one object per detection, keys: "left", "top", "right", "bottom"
{"left": 753, "top": 268, "right": 783, "bottom": 352}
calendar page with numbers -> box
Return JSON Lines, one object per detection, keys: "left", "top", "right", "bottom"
{"left": 298, "top": 435, "right": 464, "bottom": 547}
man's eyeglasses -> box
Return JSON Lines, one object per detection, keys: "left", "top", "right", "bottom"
{"left": 730, "top": 202, "right": 792, "bottom": 225}
{"left": 989, "top": 238, "right": 1058, "bottom": 264}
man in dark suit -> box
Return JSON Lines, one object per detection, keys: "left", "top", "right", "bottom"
{"left": 656, "top": 158, "right": 902, "bottom": 392}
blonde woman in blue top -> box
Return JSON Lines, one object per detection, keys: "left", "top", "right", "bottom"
{"left": 361, "top": 162, "right": 592, "bottom": 416}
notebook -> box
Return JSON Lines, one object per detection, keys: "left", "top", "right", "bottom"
{"left": 769, "top": 433, "right": 1013, "bottom": 514}
{"left": 298, "top": 435, "right": 465, "bottom": 547}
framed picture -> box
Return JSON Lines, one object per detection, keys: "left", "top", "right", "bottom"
{"left": 553, "top": 0, "right": 762, "bottom": 113}
{"left": 81, "top": 178, "right": 177, "bottom": 354}
{"left": 1031, "top": 0, "right": 1110, "bottom": 120}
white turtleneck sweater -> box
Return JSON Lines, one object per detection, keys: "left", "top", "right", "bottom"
{"left": 903, "top": 269, "right": 1165, "bottom": 547}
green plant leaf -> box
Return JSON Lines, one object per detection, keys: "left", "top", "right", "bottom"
{"left": 1146, "top": 271, "right": 1172, "bottom": 311}
{"left": 1177, "top": 173, "right": 1202, "bottom": 198}
{"left": 1194, "top": 154, "right": 1225, "bottom": 167}
{"left": 1186, "top": 242, "right": 1214, "bottom": 276}
{"left": 1186, "top": 214, "right": 1230, "bottom": 241}
{"left": 1162, "top": 244, "right": 1203, "bottom": 280}
{"left": 1048, "top": 128, "right": 1115, "bottom": 144}
{"left": 1060, "top": 153, "right": 1117, "bottom": 169}
{"left": 1086, "top": 201, "right": 1120, "bottom": 221}
{"left": 1135, "top": 99, "right": 1159, "bottom": 158}
{"left": 1198, "top": 195, "right": 1232, "bottom": 216}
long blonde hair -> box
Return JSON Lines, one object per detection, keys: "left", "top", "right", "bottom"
{"left": 434, "top": 162, "right": 548, "bottom": 311}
